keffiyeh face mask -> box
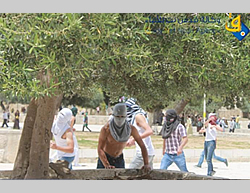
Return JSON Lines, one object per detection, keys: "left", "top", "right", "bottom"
{"left": 109, "top": 103, "right": 131, "bottom": 142}
{"left": 166, "top": 114, "right": 176, "bottom": 126}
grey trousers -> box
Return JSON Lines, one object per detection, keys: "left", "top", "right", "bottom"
{"left": 129, "top": 154, "right": 155, "bottom": 169}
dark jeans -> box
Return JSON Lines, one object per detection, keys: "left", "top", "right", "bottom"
{"left": 82, "top": 123, "right": 91, "bottom": 132}
{"left": 97, "top": 152, "right": 125, "bottom": 168}
{"left": 204, "top": 140, "right": 216, "bottom": 176}
{"left": 2, "top": 119, "right": 8, "bottom": 127}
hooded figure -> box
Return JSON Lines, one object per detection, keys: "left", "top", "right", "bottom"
{"left": 161, "top": 109, "right": 181, "bottom": 139}
{"left": 125, "top": 98, "right": 147, "bottom": 124}
{"left": 51, "top": 108, "right": 77, "bottom": 159}
{"left": 51, "top": 108, "right": 72, "bottom": 137}
{"left": 109, "top": 103, "right": 131, "bottom": 142}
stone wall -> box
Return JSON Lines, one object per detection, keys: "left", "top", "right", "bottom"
{"left": 0, "top": 130, "right": 21, "bottom": 163}
{"left": 218, "top": 107, "right": 243, "bottom": 119}
{"left": 0, "top": 166, "right": 227, "bottom": 180}
{"left": 0, "top": 114, "right": 110, "bottom": 125}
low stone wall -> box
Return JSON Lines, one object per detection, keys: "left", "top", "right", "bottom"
{"left": 0, "top": 130, "right": 21, "bottom": 163}
{"left": 70, "top": 169, "right": 226, "bottom": 180}
{"left": 75, "top": 115, "right": 110, "bottom": 125}
{"left": 0, "top": 114, "right": 110, "bottom": 125}
{"left": 218, "top": 107, "right": 243, "bottom": 119}
{"left": 0, "top": 165, "right": 227, "bottom": 180}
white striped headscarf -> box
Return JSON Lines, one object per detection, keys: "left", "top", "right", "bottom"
{"left": 125, "top": 98, "right": 147, "bottom": 124}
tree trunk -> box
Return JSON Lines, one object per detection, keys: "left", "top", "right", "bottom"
{"left": 147, "top": 112, "right": 153, "bottom": 127}
{"left": 11, "top": 98, "right": 37, "bottom": 179}
{"left": 153, "top": 108, "right": 163, "bottom": 125}
{"left": 1, "top": 101, "right": 6, "bottom": 111}
{"left": 174, "top": 98, "right": 190, "bottom": 114}
{"left": 24, "top": 95, "right": 62, "bottom": 179}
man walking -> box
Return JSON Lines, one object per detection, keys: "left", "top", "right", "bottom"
{"left": 82, "top": 112, "right": 91, "bottom": 132}
{"left": 71, "top": 105, "right": 78, "bottom": 124}
{"left": 160, "top": 109, "right": 188, "bottom": 172}
{"left": 2, "top": 110, "right": 9, "bottom": 128}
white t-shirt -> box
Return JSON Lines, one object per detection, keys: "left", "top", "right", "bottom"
{"left": 132, "top": 114, "right": 155, "bottom": 156}
{"left": 53, "top": 129, "right": 78, "bottom": 158}
{"left": 205, "top": 124, "right": 217, "bottom": 141}
{"left": 3, "top": 112, "right": 8, "bottom": 119}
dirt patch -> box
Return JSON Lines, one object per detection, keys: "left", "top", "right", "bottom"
{"left": 75, "top": 132, "right": 250, "bottom": 149}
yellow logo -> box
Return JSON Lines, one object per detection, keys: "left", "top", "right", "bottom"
{"left": 225, "top": 13, "right": 241, "bottom": 32}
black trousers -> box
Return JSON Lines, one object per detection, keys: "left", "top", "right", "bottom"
{"left": 2, "top": 119, "right": 8, "bottom": 127}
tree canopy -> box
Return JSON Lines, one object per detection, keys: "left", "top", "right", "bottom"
{"left": 0, "top": 13, "right": 249, "bottom": 110}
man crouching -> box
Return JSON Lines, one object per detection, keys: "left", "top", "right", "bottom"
{"left": 97, "top": 103, "right": 151, "bottom": 172}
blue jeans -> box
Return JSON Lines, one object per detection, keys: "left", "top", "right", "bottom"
{"left": 197, "top": 150, "right": 226, "bottom": 167}
{"left": 204, "top": 140, "right": 216, "bottom": 176}
{"left": 60, "top": 156, "right": 75, "bottom": 170}
{"left": 160, "top": 152, "right": 188, "bottom": 172}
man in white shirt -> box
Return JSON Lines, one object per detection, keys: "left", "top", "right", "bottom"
{"left": 2, "top": 110, "right": 9, "bottom": 128}
{"left": 199, "top": 113, "right": 223, "bottom": 176}
{"left": 125, "top": 98, "right": 155, "bottom": 169}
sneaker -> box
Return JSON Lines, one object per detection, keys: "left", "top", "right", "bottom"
{"left": 211, "top": 170, "right": 216, "bottom": 176}
{"left": 194, "top": 165, "right": 201, "bottom": 168}
{"left": 225, "top": 159, "right": 228, "bottom": 167}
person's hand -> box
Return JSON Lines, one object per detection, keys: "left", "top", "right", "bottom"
{"left": 210, "top": 125, "right": 216, "bottom": 129}
{"left": 126, "top": 138, "right": 135, "bottom": 147}
{"left": 50, "top": 141, "right": 57, "bottom": 149}
{"left": 162, "top": 149, "right": 165, "bottom": 156}
{"left": 177, "top": 147, "right": 183, "bottom": 155}
{"left": 141, "top": 164, "right": 151, "bottom": 173}
{"left": 105, "top": 165, "right": 115, "bottom": 169}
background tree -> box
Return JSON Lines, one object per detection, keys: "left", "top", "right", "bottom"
{"left": 62, "top": 87, "right": 104, "bottom": 110}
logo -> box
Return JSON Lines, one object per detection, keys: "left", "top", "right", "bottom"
{"left": 225, "top": 13, "right": 249, "bottom": 41}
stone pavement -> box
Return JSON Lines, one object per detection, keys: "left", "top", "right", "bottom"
{"left": 1, "top": 161, "right": 250, "bottom": 179}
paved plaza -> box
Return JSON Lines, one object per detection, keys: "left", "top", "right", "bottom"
{"left": 1, "top": 123, "right": 250, "bottom": 180}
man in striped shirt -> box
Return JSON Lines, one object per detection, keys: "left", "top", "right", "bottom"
{"left": 160, "top": 109, "right": 188, "bottom": 172}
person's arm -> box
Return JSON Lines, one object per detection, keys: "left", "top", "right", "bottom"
{"left": 131, "top": 125, "right": 151, "bottom": 172}
{"left": 213, "top": 124, "right": 223, "bottom": 132}
{"left": 70, "top": 116, "right": 76, "bottom": 131}
{"left": 97, "top": 122, "right": 115, "bottom": 169}
{"left": 199, "top": 126, "right": 206, "bottom": 134}
{"left": 162, "top": 139, "right": 166, "bottom": 156}
{"left": 136, "top": 115, "right": 153, "bottom": 139}
{"left": 50, "top": 129, "right": 74, "bottom": 153}
{"left": 177, "top": 125, "right": 188, "bottom": 155}
{"left": 204, "top": 118, "right": 211, "bottom": 127}
{"left": 177, "top": 136, "right": 188, "bottom": 155}
{"left": 127, "top": 114, "right": 153, "bottom": 147}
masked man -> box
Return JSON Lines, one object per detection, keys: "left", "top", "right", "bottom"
{"left": 160, "top": 109, "right": 189, "bottom": 172}
{"left": 50, "top": 108, "right": 78, "bottom": 170}
{"left": 97, "top": 103, "right": 151, "bottom": 172}
{"left": 125, "top": 98, "right": 155, "bottom": 169}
